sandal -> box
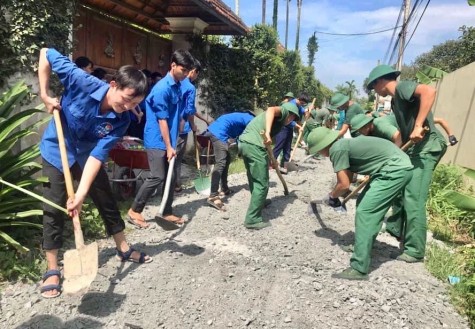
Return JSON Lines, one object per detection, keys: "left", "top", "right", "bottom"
{"left": 40, "top": 269, "right": 62, "bottom": 299}
{"left": 159, "top": 214, "right": 185, "bottom": 225}
{"left": 127, "top": 216, "right": 150, "bottom": 229}
{"left": 207, "top": 196, "right": 227, "bottom": 211}
{"left": 219, "top": 189, "right": 234, "bottom": 197}
{"left": 116, "top": 247, "right": 153, "bottom": 264}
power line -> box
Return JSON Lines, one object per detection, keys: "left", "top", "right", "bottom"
{"left": 404, "top": 0, "right": 431, "bottom": 51}
{"left": 383, "top": 2, "right": 404, "bottom": 63}
{"left": 314, "top": 26, "right": 401, "bottom": 36}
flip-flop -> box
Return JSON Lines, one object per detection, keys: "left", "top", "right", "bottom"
{"left": 207, "top": 197, "right": 227, "bottom": 211}
{"left": 127, "top": 216, "right": 150, "bottom": 229}
{"left": 159, "top": 214, "right": 185, "bottom": 225}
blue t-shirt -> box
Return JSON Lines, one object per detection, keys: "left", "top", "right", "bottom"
{"left": 144, "top": 72, "right": 183, "bottom": 150}
{"left": 336, "top": 110, "right": 346, "bottom": 130}
{"left": 180, "top": 77, "right": 196, "bottom": 136}
{"left": 287, "top": 99, "right": 305, "bottom": 128}
{"left": 208, "top": 112, "right": 254, "bottom": 143}
{"left": 40, "top": 49, "right": 130, "bottom": 171}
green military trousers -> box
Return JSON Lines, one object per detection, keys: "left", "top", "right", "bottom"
{"left": 240, "top": 141, "right": 269, "bottom": 225}
{"left": 350, "top": 166, "right": 412, "bottom": 274}
{"left": 385, "top": 149, "right": 446, "bottom": 259}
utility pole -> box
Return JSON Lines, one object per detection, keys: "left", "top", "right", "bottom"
{"left": 396, "top": 0, "right": 411, "bottom": 72}
{"left": 262, "top": 0, "right": 266, "bottom": 24}
{"left": 285, "top": 0, "right": 290, "bottom": 49}
{"left": 235, "top": 0, "right": 239, "bottom": 17}
{"left": 295, "top": 0, "right": 302, "bottom": 50}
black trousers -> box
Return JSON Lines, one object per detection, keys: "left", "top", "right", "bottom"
{"left": 131, "top": 149, "right": 175, "bottom": 215}
{"left": 42, "top": 159, "right": 125, "bottom": 250}
{"left": 208, "top": 133, "right": 230, "bottom": 196}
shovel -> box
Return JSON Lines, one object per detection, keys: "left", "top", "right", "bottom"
{"left": 260, "top": 130, "right": 289, "bottom": 195}
{"left": 53, "top": 110, "right": 98, "bottom": 295}
{"left": 158, "top": 156, "right": 176, "bottom": 217}
{"left": 287, "top": 98, "right": 316, "bottom": 172}
{"left": 193, "top": 132, "right": 211, "bottom": 195}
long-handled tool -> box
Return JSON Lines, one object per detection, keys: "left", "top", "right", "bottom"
{"left": 158, "top": 156, "right": 176, "bottom": 217}
{"left": 287, "top": 98, "right": 316, "bottom": 171}
{"left": 193, "top": 133, "right": 211, "bottom": 195}
{"left": 53, "top": 110, "right": 98, "bottom": 295}
{"left": 260, "top": 130, "right": 289, "bottom": 195}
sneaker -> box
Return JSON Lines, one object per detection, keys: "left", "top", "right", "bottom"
{"left": 332, "top": 267, "right": 368, "bottom": 281}
{"left": 244, "top": 222, "right": 271, "bottom": 230}
{"left": 396, "top": 253, "right": 423, "bottom": 263}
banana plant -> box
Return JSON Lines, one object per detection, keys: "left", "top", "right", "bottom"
{"left": 416, "top": 64, "right": 447, "bottom": 85}
{"left": 0, "top": 81, "right": 49, "bottom": 253}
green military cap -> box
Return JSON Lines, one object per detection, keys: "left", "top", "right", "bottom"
{"left": 284, "top": 92, "right": 295, "bottom": 99}
{"left": 307, "top": 127, "right": 339, "bottom": 155}
{"left": 281, "top": 102, "right": 300, "bottom": 120}
{"left": 350, "top": 113, "right": 374, "bottom": 133}
{"left": 329, "top": 93, "right": 350, "bottom": 110}
{"left": 366, "top": 65, "right": 400, "bottom": 90}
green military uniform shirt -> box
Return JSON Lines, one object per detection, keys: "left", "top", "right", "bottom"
{"left": 307, "top": 107, "right": 330, "bottom": 129}
{"left": 392, "top": 81, "right": 446, "bottom": 155}
{"left": 344, "top": 103, "right": 365, "bottom": 125}
{"left": 329, "top": 136, "right": 413, "bottom": 175}
{"left": 239, "top": 105, "right": 291, "bottom": 147}
{"left": 372, "top": 115, "right": 398, "bottom": 141}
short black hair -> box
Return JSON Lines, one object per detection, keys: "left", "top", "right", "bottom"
{"left": 75, "top": 56, "right": 93, "bottom": 69}
{"left": 192, "top": 58, "right": 202, "bottom": 73}
{"left": 141, "top": 69, "right": 152, "bottom": 78}
{"left": 91, "top": 68, "right": 107, "bottom": 80}
{"left": 171, "top": 49, "right": 195, "bottom": 71}
{"left": 297, "top": 92, "right": 311, "bottom": 104}
{"left": 151, "top": 72, "right": 163, "bottom": 80}
{"left": 112, "top": 65, "right": 148, "bottom": 98}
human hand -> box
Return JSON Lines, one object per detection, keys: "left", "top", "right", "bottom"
{"left": 66, "top": 194, "right": 85, "bottom": 218}
{"left": 409, "top": 125, "right": 426, "bottom": 143}
{"left": 43, "top": 96, "right": 61, "bottom": 114}
{"left": 166, "top": 147, "right": 176, "bottom": 162}
{"left": 448, "top": 135, "right": 458, "bottom": 146}
{"left": 263, "top": 132, "right": 272, "bottom": 145}
{"left": 325, "top": 194, "right": 342, "bottom": 208}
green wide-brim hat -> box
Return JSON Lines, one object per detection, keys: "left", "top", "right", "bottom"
{"left": 284, "top": 92, "right": 295, "bottom": 99}
{"left": 367, "top": 65, "right": 401, "bottom": 90}
{"left": 350, "top": 113, "right": 373, "bottom": 132}
{"left": 307, "top": 127, "right": 339, "bottom": 155}
{"left": 329, "top": 93, "right": 350, "bottom": 110}
{"left": 281, "top": 102, "right": 300, "bottom": 120}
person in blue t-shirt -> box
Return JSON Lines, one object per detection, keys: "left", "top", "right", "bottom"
{"left": 38, "top": 48, "right": 150, "bottom": 298}
{"left": 272, "top": 92, "right": 312, "bottom": 173}
{"left": 205, "top": 111, "right": 255, "bottom": 210}
{"left": 127, "top": 50, "right": 195, "bottom": 227}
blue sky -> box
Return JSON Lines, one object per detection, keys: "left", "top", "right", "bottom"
{"left": 221, "top": 0, "right": 475, "bottom": 93}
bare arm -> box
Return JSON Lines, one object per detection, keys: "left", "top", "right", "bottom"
{"left": 330, "top": 170, "right": 352, "bottom": 198}
{"left": 158, "top": 119, "right": 175, "bottom": 161}
{"left": 337, "top": 124, "right": 349, "bottom": 138}
{"left": 194, "top": 112, "right": 212, "bottom": 125}
{"left": 411, "top": 84, "right": 436, "bottom": 142}
{"left": 434, "top": 117, "right": 453, "bottom": 136}
{"left": 38, "top": 48, "right": 61, "bottom": 113}
{"left": 392, "top": 130, "right": 402, "bottom": 147}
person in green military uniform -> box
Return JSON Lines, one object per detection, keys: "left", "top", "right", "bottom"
{"left": 238, "top": 102, "right": 300, "bottom": 230}
{"left": 307, "top": 127, "right": 413, "bottom": 280}
{"left": 366, "top": 64, "right": 447, "bottom": 263}
{"left": 329, "top": 93, "right": 365, "bottom": 138}
{"left": 350, "top": 113, "right": 402, "bottom": 146}
{"left": 303, "top": 106, "right": 333, "bottom": 143}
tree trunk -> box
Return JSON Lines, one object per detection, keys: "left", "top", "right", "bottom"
{"left": 295, "top": 0, "right": 302, "bottom": 50}
{"left": 285, "top": 0, "right": 290, "bottom": 49}
{"left": 272, "top": 0, "right": 278, "bottom": 31}
{"left": 262, "top": 0, "right": 266, "bottom": 24}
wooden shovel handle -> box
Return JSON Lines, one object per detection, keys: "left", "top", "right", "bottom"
{"left": 52, "top": 110, "right": 85, "bottom": 248}
{"left": 260, "top": 130, "right": 289, "bottom": 195}
{"left": 193, "top": 132, "right": 200, "bottom": 170}
{"left": 289, "top": 98, "right": 316, "bottom": 162}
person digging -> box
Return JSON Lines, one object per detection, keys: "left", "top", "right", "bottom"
{"left": 238, "top": 102, "right": 300, "bottom": 230}
{"left": 204, "top": 111, "right": 255, "bottom": 211}
{"left": 328, "top": 93, "right": 365, "bottom": 138}
{"left": 306, "top": 127, "right": 413, "bottom": 280}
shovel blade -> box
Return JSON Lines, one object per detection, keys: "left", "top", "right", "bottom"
{"left": 194, "top": 175, "right": 210, "bottom": 195}
{"left": 284, "top": 161, "right": 299, "bottom": 172}
{"left": 63, "top": 241, "right": 98, "bottom": 295}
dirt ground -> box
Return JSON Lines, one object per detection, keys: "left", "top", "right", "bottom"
{"left": 0, "top": 148, "right": 470, "bottom": 329}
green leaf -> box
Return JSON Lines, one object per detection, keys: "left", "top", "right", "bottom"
{"left": 469, "top": 0, "right": 475, "bottom": 6}
{"left": 0, "top": 231, "right": 29, "bottom": 253}
{"left": 443, "top": 190, "right": 475, "bottom": 211}
{"left": 464, "top": 169, "right": 475, "bottom": 181}
{"left": 416, "top": 65, "right": 447, "bottom": 84}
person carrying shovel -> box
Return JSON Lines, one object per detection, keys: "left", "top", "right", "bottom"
{"left": 204, "top": 111, "right": 255, "bottom": 211}
{"left": 306, "top": 127, "right": 413, "bottom": 280}
{"left": 329, "top": 93, "right": 365, "bottom": 138}
{"left": 38, "top": 48, "right": 152, "bottom": 298}
{"left": 366, "top": 65, "right": 447, "bottom": 263}
{"left": 128, "top": 50, "right": 195, "bottom": 228}
{"left": 238, "top": 103, "right": 300, "bottom": 230}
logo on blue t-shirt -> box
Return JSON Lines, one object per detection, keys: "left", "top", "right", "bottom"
{"left": 95, "top": 122, "right": 113, "bottom": 138}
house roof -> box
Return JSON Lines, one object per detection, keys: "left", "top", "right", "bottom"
{"left": 80, "top": 0, "right": 249, "bottom": 35}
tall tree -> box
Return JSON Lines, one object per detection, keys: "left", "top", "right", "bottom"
{"left": 262, "top": 0, "right": 266, "bottom": 24}
{"left": 307, "top": 32, "right": 318, "bottom": 66}
{"left": 345, "top": 80, "right": 358, "bottom": 98}
{"left": 272, "top": 0, "right": 278, "bottom": 31}
{"left": 295, "top": 0, "right": 302, "bottom": 50}
{"left": 285, "top": 0, "right": 290, "bottom": 49}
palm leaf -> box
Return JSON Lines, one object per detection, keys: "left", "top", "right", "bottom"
{"left": 0, "top": 81, "right": 28, "bottom": 118}
{"left": 0, "top": 210, "right": 43, "bottom": 220}
{"left": 469, "top": 0, "right": 475, "bottom": 6}
{"left": 0, "top": 108, "right": 43, "bottom": 143}
{"left": 416, "top": 65, "right": 447, "bottom": 84}
{"left": 0, "top": 231, "right": 29, "bottom": 253}
{"left": 443, "top": 190, "right": 475, "bottom": 211}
